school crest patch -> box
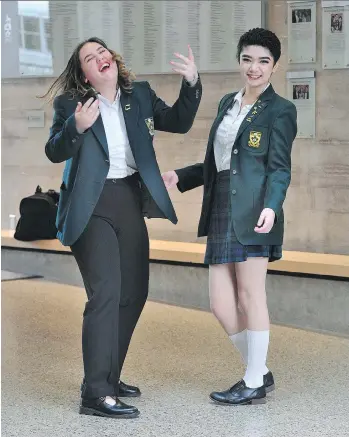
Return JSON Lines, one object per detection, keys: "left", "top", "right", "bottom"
{"left": 145, "top": 117, "right": 155, "bottom": 136}
{"left": 248, "top": 131, "right": 262, "bottom": 148}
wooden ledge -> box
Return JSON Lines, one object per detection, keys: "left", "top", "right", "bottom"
{"left": 2, "top": 230, "right": 348, "bottom": 278}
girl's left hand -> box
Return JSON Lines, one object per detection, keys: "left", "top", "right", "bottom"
{"left": 170, "top": 45, "right": 198, "bottom": 85}
{"left": 254, "top": 208, "right": 276, "bottom": 233}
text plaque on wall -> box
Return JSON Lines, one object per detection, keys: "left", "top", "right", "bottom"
{"left": 287, "top": 71, "right": 316, "bottom": 139}
{"left": 288, "top": 0, "right": 317, "bottom": 64}
{"left": 322, "top": 1, "right": 349, "bottom": 69}
{"left": 2, "top": 0, "right": 264, "bottom": 78}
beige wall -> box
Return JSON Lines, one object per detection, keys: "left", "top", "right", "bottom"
{"left": 2, "top": 0, "right": 349, "bottom": 254}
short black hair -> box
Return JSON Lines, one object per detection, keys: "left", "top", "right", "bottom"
{"left": 237, "top": 28, "right": 281, "bottom": 64}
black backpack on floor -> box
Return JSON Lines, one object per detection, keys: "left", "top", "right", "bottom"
{"left": 14, "top": 186, "right": 59, "bottom": 241}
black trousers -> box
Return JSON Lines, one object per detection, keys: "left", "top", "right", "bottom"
{"left": 71, "top": 174, "right": 149, "bottom": 399}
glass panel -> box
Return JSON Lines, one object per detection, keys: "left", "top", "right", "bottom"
{"left": 24, "top": 33, "right": 41, "bottom": 51}
{"left": 23, "top": 16, "right": 40, "bottom": 33}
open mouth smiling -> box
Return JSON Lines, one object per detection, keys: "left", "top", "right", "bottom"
{"left": 99, "top": 63, "right": 110, "bottom": 72}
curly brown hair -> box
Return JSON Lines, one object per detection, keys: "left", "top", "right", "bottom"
{"left": 40, "top": 37, "right": 135, "bottom": 103}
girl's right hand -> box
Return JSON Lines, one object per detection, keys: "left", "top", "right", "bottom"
{"left": 75, "top": 97, "right": 100, "bottom": 134}
{"left": 161, "top": 170, "right": 179, "bottom": 190}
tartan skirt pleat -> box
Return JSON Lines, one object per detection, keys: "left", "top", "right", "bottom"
{"left": 204, "top": 170, "right": 282, "bottom": 265}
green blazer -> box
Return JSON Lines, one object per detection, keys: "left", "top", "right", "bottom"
{"left": 175, "top": 84, "right": 297, "bottom": 246}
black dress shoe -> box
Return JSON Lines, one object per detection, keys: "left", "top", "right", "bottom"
{"left": 264, "top": 371, "right": 275, "bottom": 393}
{"left": 118, "top": 380, "right": 141, "bottom": 398}
{"left": 79, "top": 396, "right": 140, "bottom": 419}
{"left": 210, "top": 380, "right": 266, "bottom": 405}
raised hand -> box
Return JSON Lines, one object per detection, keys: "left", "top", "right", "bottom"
{"left": 170, "top": 45, "right": 198, "bottom": 84}
{"left": 162, "top": 170, "right": 179, "bottom": 190}
{"left": 75, "top": 97, "right": 100, "bottom": 134}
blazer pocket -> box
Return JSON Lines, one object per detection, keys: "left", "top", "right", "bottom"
{"left": 139, "top": 179, "right": 166, "bottom": 219}
{"left": 241, "top": 126, "right": 268, "bottom": 154}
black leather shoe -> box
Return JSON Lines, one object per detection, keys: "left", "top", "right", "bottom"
{"left": 210, "top": 380, "right": 266, "bottom": 405}
{"left": 80, "top": 380, "right": 141, "bottom": 398}
{"left": 118, "top": 380, "right": 141, "bottom": 398}
{"left": 264, "top": 371, "right": 275, "bottom": 393}
{"left": 79, "top": 396, "right": 140, "bottom": 418}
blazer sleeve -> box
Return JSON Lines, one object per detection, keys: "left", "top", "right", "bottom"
{"left": 175, "top": 163, "right": 204, "bottom": 193}
{"left": 147, "top": 77, "right": 202, "bottom": 134}
{"left": 45, "top": 96, "right": 85, "bottom": 163}
{"left": 172, "top": 93, "right": 231, "bottom": 192}
{"left": 263, "top": 102, "right": 297, "bottom": 220}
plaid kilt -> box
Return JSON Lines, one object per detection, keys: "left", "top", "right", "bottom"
{"left": 204, "top": 170, "right": 282, "bottom": 265}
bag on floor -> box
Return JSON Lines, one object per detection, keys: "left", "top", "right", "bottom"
{"left": 14, "top": 185, "right": 59, "bottom": 241}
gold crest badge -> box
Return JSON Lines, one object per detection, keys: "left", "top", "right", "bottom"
{"left": 248, "top": 131, "right": 262, "bottom": 148}
{"left": 145, "top": 117, "right": 155, "bottom": 136}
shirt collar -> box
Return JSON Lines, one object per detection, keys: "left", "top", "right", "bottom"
{"left": 234, "top": 89, "right": 244, "bottom": 105}
{"left": 234, "top": 82, "right": 270, "bottom": 106}
{"left": 97, "top": 87, "right": 120, "bottom": 106}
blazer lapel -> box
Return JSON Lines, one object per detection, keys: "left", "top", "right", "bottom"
{"left": 120, "top": 90, "right": 140, "bottom": 160}
{"left": 89, "top": 89, "right": 140, "bottom": 159}
{"left": 78, "top": 88, "right": 109, "bottom": 157}
{"left": 89, "top": 89, "right": 150, "bottom": 177}
{"left": 234, "top": 83, "right": 276, "bottom": 143}
{"left": 91, "top": 115, "right": 109, "bottom": 157}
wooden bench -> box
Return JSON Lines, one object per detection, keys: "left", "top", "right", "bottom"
{"left": 2, "top": 229, "right": 349, "bottom": 278}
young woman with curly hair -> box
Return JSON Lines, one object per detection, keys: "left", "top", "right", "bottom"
{"left": 44, "top": 36, "right": 202, "bottom": 418}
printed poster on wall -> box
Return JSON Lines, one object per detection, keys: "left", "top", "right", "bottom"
{"left": 322, "top": 1, "right": 349, "bottom": 69}
{"left": 288, "top": 0, "right": 317, "bottom": 63}
{"left": 287, "top": 71, "right": 316, "bottom": 138}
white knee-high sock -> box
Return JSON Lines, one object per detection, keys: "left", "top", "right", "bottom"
{"left": 229, "top": 330, "right": 269, "bottom": 376}
{"left": 243, "top": 330, "right": 270, "bottom": 388}
{"left": 229, "top": 330, "right": 248, "bottom": 365}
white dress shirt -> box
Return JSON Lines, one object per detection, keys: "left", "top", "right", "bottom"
{"left": 214, "top": 83, "right": 270, "bottom": 172}
{"left": 98, "top": 89, "right": 137, "bottom": 179}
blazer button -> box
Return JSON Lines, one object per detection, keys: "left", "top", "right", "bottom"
{"left": 72, "top": 138, "right": 76, "bottom": 143}
{"left": 233, "top": 149, "right": 238, "bottom": 154}
{"left": 232, "top": 170, "right": 237, "bottom": 175}
{"left": 232, "top": 189, "right": 237, "bottom": 195}
{"left": 105, "top": 159, "right": 109, "bottom": 163}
